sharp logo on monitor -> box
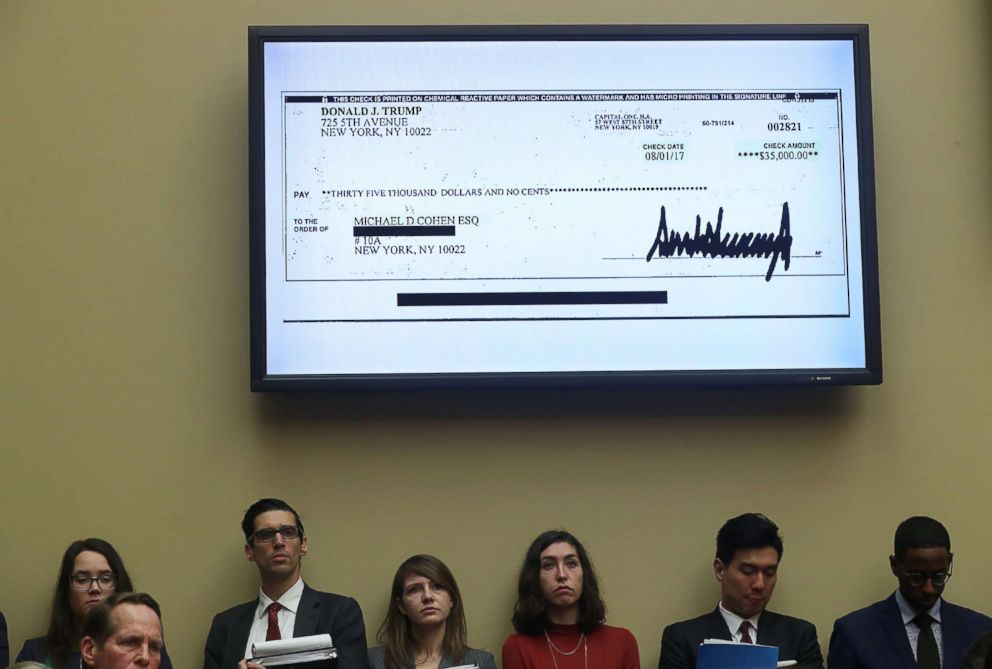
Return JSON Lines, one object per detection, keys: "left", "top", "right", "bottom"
{"left": 249, "top": 24, "right": 882, "bottom": 390}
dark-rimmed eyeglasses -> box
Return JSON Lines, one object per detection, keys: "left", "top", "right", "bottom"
{"left": 71, "top": 573, "right": 117, "bottom": 591}
{"left": 251, "top": 525, "right": 301, "bottom": 544}
{"left": 900, "top": 565, "right": 952, "bottom": 588}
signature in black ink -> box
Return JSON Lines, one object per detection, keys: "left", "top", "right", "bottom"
{"left": 645, "top": 203, "right": 792, "bottom": 281}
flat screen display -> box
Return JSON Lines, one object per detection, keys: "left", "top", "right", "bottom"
{"left": 249, "top": 25, "right": 882, "bottom": 390}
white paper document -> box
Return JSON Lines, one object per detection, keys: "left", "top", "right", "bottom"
{"left": 250, "top": 634, "right": 336, "bottom": 666}
{"left": 280, "top": 88, "right": 849, "bottom": 317}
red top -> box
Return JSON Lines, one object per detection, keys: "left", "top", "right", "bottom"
{"left": 502, "top": 623, "right": 640, "bottom": 669}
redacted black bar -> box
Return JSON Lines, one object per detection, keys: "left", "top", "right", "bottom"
{"left": 397, "top": 291, "right": 668, "bottom": 307}
{"left": 354, "top": 225, "right": 456, "bottom": 237}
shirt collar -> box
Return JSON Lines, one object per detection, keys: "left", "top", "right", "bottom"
{"left": 718, "top": 600, "right": 762, "bottom": 636}
{"left": 894, "top": 589, "right": 942, "bottom": 625}
{"left": 257, "top": 577, "right": 305, "bottom": 618}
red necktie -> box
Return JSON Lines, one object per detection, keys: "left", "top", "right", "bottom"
{"left": 739, "top": 620, "right": 754, "bottom": 644}
{"left": 266, "top": 602, "right": 282, "bottom": 641}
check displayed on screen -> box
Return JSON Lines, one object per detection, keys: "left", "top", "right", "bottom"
{"left": 281, "top": 88, "right": 850, "bottom": 321}
{"left": 256, "top": 34, "right": 875, "bottom": 378}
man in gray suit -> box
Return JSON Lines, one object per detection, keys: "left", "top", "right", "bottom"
{"left": 658, "top": 513, "right": 823, "bottom": 669}
{"left": 203, "top": 498, "right": 369, "bottom": 669}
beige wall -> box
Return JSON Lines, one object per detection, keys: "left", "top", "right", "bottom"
{"left": 2, "top": 2, "right": 991, "bottom": 668}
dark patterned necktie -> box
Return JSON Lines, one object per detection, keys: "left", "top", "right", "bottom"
{"left": 739, "top": 620, "right": 754, "bottom": 644}
{"left": 914, "top": 613, "right": 939, "bottom": 669}
{"left": 266, "top": 602, "right": 283, "bottom": 641}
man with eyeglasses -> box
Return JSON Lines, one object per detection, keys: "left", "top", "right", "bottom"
{"left": 828, "top": 516, "right": 992, "bottom": 669}
{"left": 203, "top": 498, "right": 369, "bottom": 669}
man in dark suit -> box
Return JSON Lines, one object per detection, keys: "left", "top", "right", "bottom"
{"left": 828, "top": 516, "right": 992, "bottom": 669}
{"left": 658, "top": 513, "right": 823, "bottom": 669}
{"left": 203, "top": 498, "right": 369, "bottom": 669}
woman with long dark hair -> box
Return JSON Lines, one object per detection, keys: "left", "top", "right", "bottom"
{"left": 369, "top": 555, "right": 496, "bottom": 669}
{"left": 16, "top": 538, "right": 172, "bottom": 669}
{"left": 502, "top": 530, "right": 639, "bottom": 669}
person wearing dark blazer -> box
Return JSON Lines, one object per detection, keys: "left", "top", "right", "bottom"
{"left": 1, "top": 610, "right": 9, "bottom": 669}
{"left": 658, "top": 513, "right": 823, "bottom": 669}
{"left": 203, "top": 498, "right": 369, "bottom": 669}
{"left": 828, "top": 516, "right": 992, "bottom": 669}
{"left": 205, "top": 585, "right": 367, "bottom": 669}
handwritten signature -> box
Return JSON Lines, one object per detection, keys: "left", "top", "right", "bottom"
{"left": 645, "top": 203, "right": 792, "bottom": 281}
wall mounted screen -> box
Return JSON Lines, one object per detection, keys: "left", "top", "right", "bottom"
{"left": 249, "top": 25, "right": 882, "bottom": 390}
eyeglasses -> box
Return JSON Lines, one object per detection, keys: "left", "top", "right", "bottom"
{"left": 900, "top": 565, "right": 952, "bottom": 588}
{"left": 251, "top": 525, "right": 301, "bottom": 544}
{"left": 71, "top": 573, "right": 117, "bottom": 591}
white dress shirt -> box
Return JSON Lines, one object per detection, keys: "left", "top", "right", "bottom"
{"left": 244, "top": 577, "right": 306, "bottom": 660}
{"left": 718, "top": 600, "right": 762, "bottom": 643}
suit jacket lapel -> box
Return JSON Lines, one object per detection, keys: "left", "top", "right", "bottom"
{"left": 231, "top": 601, "right": 257, "bottom": 663}
{"left": 879, "top": 594, "right": 918, "bottom": 669}
{"left": 755, "top": 610, "right": 780, "bottom": 647}
{"left": 689, "top": 609, "right": 734, "bottom": 665}
{"left": 293, "top": 585, "right": 321, "bottom": 638}
{"left": 707, "top": 607, "right": 734, "bottom": 640}
{"left": 940, "top": 600, "right": 961, "bottom": 668}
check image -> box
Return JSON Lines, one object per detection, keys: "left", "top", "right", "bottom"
{"left": 277, "top": 89, "right": 854, "bottom": 321}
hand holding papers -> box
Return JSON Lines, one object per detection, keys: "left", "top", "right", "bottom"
{"left": 250, "top": 634, "right": 337, "bottom": 666}
{"left": 698, "top": 639, "right": 797, "bottom": 669}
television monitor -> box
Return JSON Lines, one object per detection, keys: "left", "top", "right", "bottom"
{"left": 249, "top": 24, "right": 882, "bottom": 390}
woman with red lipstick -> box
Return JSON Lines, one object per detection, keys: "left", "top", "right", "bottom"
{"left": 15, "top": 538, "right": 172, "bottom": 669}
{"left": 502, "top": 530, "right": 639, "bottom": 669}
{"left": 370, "top": 555, "right": 496, "bottom": 669}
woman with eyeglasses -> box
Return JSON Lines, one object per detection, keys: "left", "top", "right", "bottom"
{"left": 369, "top": 555, "right": 496, "bottom": 669}
{"left": 16, "top": 538, "right": 172, "bottom": 669}
{"left": 502, "top": 530, "right": 639, "bottom": 669}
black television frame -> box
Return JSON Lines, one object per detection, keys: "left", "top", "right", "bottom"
{"left": 249, "top": 24, "right": 882, "bottom": 391}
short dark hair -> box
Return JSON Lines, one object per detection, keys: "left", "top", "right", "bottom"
{"left": 893, "top": 516, "right": 951, "bottom": 559}
{"left": 964, "top": 632, "right": 992, "bottom": 669}
{"left": 715, "top": 513, "right": 783, "bottom": 565}
{"left": 82, "top": 592, "right": 162, "bottom": 647}
{"left": 241, "top": 498, "right": 305, "bottom": 543}
{"left": 46, "top": 538, "right": 135, "bottom": 669}
{"left": 511, "top": 530, "right": 606, "bottom": 635}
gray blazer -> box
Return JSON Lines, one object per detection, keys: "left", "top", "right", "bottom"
{"left": 368, "top": 646, "right": 497, "bottom": 669}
